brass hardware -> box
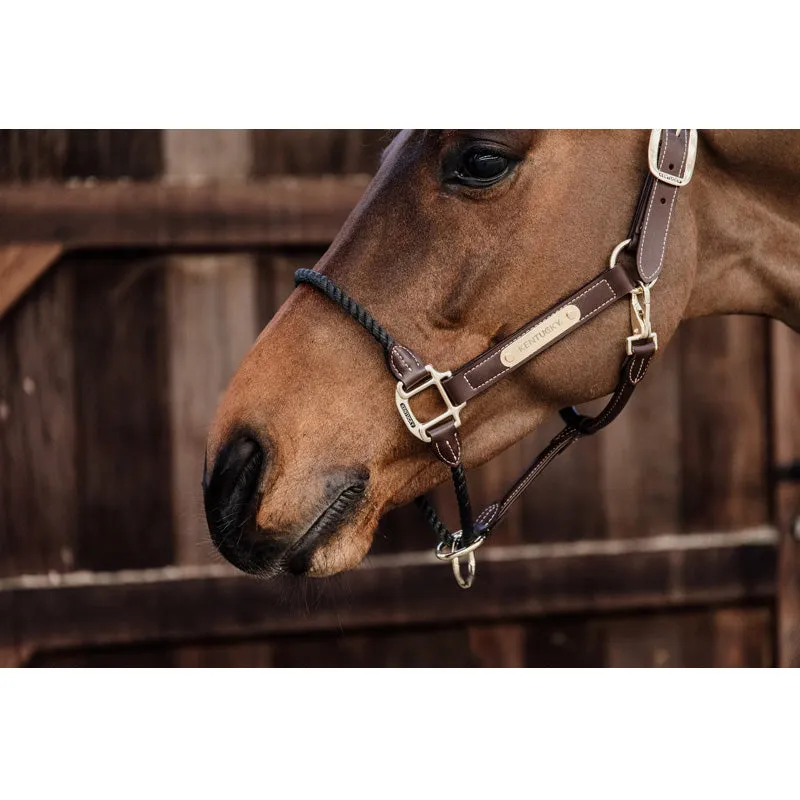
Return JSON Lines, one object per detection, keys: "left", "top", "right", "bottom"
{"left": 500, "top": 304, "right": 582, "bottom": 368}
{"left": 648, "top": 129, "right": 698, "bottom": 187}
{"left": 395, "top": 365, "right": 466, "bottom": 443}
{"left": 435, "top": 527, "right": 488, "bottom": 590}
{"left": 627, "top": 282, "right": 658, "bottom": 355}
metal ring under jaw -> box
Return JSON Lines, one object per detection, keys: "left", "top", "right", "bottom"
{"left": 435, "top": 525, "right": 489, "bottom": 589}
{"left": 435, "top": 530, "right": 487, "bottom": 562}
{"left": 451, "top": 552, "right": 476, "bottom": 589}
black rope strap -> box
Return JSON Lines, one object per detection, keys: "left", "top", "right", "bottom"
{"left": 414, "top": 464, "right": 476, "bottom": 548}
{"left": 295, "top": 269, "right": 395, "bottom": 355}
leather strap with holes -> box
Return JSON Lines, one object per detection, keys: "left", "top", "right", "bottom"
{"left": 630, "top": 129, "right": 692, "bottom": 284}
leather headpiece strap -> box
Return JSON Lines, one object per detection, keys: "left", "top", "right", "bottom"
{"left": 295, "top": 129, "right": 697, "bottom": 588}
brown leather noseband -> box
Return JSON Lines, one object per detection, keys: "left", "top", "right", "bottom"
{"left": 296, "top": 129, "right": 697, "bottom": 588}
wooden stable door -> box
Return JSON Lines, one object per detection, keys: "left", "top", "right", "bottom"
{"left": 1, "top": 130, "right": 797, "bottom": 667}
{"left": 774, "top": 321, "right": 800, "bottom": 667}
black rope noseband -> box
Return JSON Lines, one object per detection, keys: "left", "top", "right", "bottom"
{"left": 295, "top": 269, "right": 395, "bottom": 354}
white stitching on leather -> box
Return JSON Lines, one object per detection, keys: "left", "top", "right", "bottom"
{"left": 391, "top": 345, "right": 424, "bottom": 379}
{"left": 639, "top": 131, "right": 671, "bottom": 281}
{"left": 632, "top": 356, "right": 649, "bottom": 384}
{"left": 462, "top": 280, "right": 617, "bottom": 391}
{"left": 581, "top": 357, "right": 648, "bottom": 432}
{"left": 434, "top": 437, "right": 459, "bottom": 467}
{"left": 649, "top": 134, "right": 689, "bottom": 281}
{"left": 476, "top": 503, "right": 499, "bottom": 526}
{"left": 639, "top": 131, "right": 689, "bottom": 282}
{"left": 587, "top": 375, "right": 630, "bottom": 430}
{"left": 399, "top": 346, "right": 422, "bottom": 368}
{"left": 498, "top": 430, "right": 575, "bottom": 514}
{"left": 391, "top": 346, "right": 410, "bottom": 375}
{"left": 499, "top": 453, "right": 553, "bottom": 514}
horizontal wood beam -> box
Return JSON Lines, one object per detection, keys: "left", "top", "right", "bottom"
{"left": 0, "top": 177, "right": 370, "bottom": 250}
{"left": 2, "top": 528, "right": 778, "bottom": 657}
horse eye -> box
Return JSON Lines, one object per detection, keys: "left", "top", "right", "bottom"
{"left": 445, "top": 145, "right": 516, "bottom": 188}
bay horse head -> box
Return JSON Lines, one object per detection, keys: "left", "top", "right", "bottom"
{"left": 203, "top": 130, "right": 800, "bottom": 580}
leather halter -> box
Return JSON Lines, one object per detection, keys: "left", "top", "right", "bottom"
{"left": 296, "top": 129, "right": 697, "bottom": 588}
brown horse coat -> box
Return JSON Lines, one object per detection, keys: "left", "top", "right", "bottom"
{"left": 206, "top": 130, "right": 800, "bottom": 577}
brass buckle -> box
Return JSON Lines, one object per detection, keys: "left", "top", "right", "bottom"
{"left": 648, "top": 129, "right": 698, "bottom": 187}
{"left": 626, "top": 283, "right": 658, "bottom": 355}
{"left": 395, "top": 365, "right": 466, "bottom": 443}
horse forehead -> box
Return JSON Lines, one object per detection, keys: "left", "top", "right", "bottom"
{"left": 444, "top": 129, "right": 537, "bottom": 150}
{"left": 383, "top": 129, "right": 538, "bottom": 157}
{"left": 414, "top": 130, "right": 624, "bottom": 165}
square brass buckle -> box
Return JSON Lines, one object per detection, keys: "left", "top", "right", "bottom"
{"left": 648, "top": 129, "right": 698, "bottom": 187}
{"left": 394, "top": 365, "right": 466, "bottom": 443}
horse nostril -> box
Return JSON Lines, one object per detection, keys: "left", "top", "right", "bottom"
{"left": 203, "top": 436, "right": 266, "bottom": 563}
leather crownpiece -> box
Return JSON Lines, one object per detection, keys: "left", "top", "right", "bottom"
{"left": 635, "top": 129, "right": 692, "bottom": 285}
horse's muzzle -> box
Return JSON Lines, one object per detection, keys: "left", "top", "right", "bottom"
{"left": 203, "top": 435, "right": 370, "bottom": 576}
{"left": 202, "top": 435, "right": 284, "bottom": 575}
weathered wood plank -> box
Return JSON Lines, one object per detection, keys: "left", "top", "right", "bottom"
{"left": 603, "top": 606, "right": 772, "bottom": 667}
{"left": 171, "top": 641, "right": 275, "bottom": 668}
{"left": 64, "top": 131, "right": 164, "bottom": 181}
{"left": 712, "top": 607, "right": 773, "bottom": 667}
{"left": 600, "top": 329, "right": 682, "bottom": 538}
{"left": 0, "top": 178, "right": 370, "bottom": 249}
{"left": 0, "top": 243, "right": 64, "bottom": 319}
{"left": 0, "top": 131, "right": 67, "bottom": 182}
{"left": 70, "top": 131, "right": 173, "bottom": 572}
{"left": 73, "top": 254, "right": 173, "bottom": 570}
{"left": 163, "top": 131, "right": 258, "bottom": 566}
{"left": 524, "top": 616, "right": 607, "bottom": 667}
{"left": 0, "top": 528, "right": 778, "bottom": 655}
{"left": 468, "top": 623, "right": 526, "bottom": 667}
{"left": 604, "top": 608, "right": 715, "bottom": 667}
{"left": 0, "top": 133, "right": 74, "bottom": 669}
{"left": 680, "top": 316, "right": 770, "bottom": 530}
{"left": 30, "top": 644, "right": 174, "bottom": 667}
{"left": 268, "top": 626, "right": 478, "bottom": 668}
{"left": 773, "top": 321, "right": 800, "bottom": 667}
{"left": 0, "top": 265, "right": 78, "bottom": 579}
{"left": 251, "top": 130, "right": 387, "bottom": 176}
{"left": 27, "top": 607, "right": 774, "bottom": 668}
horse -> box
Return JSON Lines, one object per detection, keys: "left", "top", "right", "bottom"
{"left": 202, "top": 130, "right": 800, "bottom": 583}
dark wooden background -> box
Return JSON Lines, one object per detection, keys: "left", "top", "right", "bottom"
{"left": 1, "top": 130, "right": 798, "bottom": 667}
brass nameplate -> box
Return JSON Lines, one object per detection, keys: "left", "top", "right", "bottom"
{"left": 500, "top": 304, "right": 581, "bottom": 368}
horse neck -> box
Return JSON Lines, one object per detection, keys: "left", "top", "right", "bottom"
{"left": 685, "top": 131, "right": 800, "bottom": 332}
